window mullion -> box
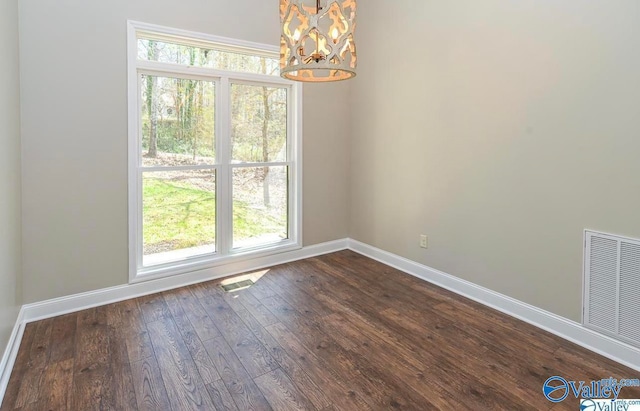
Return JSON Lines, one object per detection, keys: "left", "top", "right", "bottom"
{"left": 291, "top": 83, "right": 303, "bottom": 246}
{"left": 136, "top": 168, "right": 144, "bottom": 272}
{"left": 226, "top": 161, "right": 291, "bottom": 169}
{"left": 135, "top": 73, "right": 144, "bottom": 273}
{"left": 128, "top": 21, "right": 302, "bottom": 282}
{"left": 217, "top": 76, "right": 232, "bottom": 255}
{"left": 136, "top": 60, "right": 290, "bottom": 85}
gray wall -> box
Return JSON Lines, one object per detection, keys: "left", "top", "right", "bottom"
{"left": 349, "top": 0, "right": 640, "bottom": 322}
{"left": 0, "top": 0, "right": 23, "bottom": 352}
{"left": 19, "top": 0, "right": 350, "bottom": 303}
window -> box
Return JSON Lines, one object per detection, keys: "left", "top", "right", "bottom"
{"left": 127, "top": 21, "right": 302, "bottom": 282}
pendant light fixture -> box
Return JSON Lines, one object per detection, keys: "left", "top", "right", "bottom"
{"left": 280, "top": 0, "right": 357, "bottom": 82}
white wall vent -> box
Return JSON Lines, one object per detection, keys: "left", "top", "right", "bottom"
{"left": 584, "top": 230, "right": 640, "bottom": 348}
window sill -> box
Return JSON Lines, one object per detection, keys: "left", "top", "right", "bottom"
{"left": 131, "top": 240, "right": 302, "bottom": 284}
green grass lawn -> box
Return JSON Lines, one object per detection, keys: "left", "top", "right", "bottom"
{"left": 143, "top": 177, "right": 286, "bottom": 254}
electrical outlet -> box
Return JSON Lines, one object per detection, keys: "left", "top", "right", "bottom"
{"left": 420, "top": 234, "right": 428, "bottom": 249}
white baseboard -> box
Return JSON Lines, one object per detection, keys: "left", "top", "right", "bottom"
{"left": 348, "top": 239, "right": 640, "bottom": 372}
{"left": 0, "top": 307, "right": 25, "bottom": 403}
{"left": 22, "top": 239, "right": 348, "bottom": 323}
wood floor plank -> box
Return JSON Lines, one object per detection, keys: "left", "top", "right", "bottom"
{"left": 106, "top": 318, "right": 139, "bottom": 410}
{"left": 261, "top": 295, "right": 318, "bottom": 333}
{"left": 202, "top": 335, "right": 273, "bottom": 411}
{"left": 49, "top": 313, "right": 77, "bottom": 363}
{"left": 206, "top": 379, "right": 239, "bottom": 411}
{"left": 265, "top": 322, "right": 372, "bottom": 411}
{"left": 172, "top": 286, "right": 222, "bottom": 342}
{"left": 363, "top": 303, "right": 537, "bottom": 409}
{"left": 198, "top": 291, "right": 278, "bottom": 378}
{"left": 254, "top": 368, "right": 316, "bottom": 411}
{"left": 432, "top": 298, "right": 559, "bottom": 355}
{"left": 138, "top": 293, "right": 172, "bottom": 324}
{"left": 188, "top": 281, "right": 214, "bottom": 299}
{"left": 319, "top": 313, "right": 466, "bottom": 409}
{"left": 267, "top": 318, "right": 434, "bottom": 410}
{"left": 246, "top": 277, "right": 278, "bottom": 301}
{"left": 13, "top": 318, "right": 54, "bottom": 408}
{"left": 162, "top": 290, "right": 222, "bottom": 384}
{"left": 0, "top": 323, "right": 37, "bottom": 410}
{"left": 71, "top": 307, "right": 112, "bottom": 411}
{"left": 224, "top": 287, "right": 279, "bottom": 327}
{"left": 269, "top": 261, "right": 387, "bottom": 334}
{"left": 305, "top": 255, "right": 400, "bottom": 310}
{"left": 383, "top": 304, "right": 561, "bottom": 406}
{"left": 261, "top": 267, "right": 334, "bottom": 318}
{"left": 332, "top": 310, "right": 532, "bottom": 410}
{"left": 108, "top": 299, "right": 154, "bottom": 363}
{"left": 233, "top": 306, "right": 331, "bottom": 410}
{"left": 269, "top": 260, "right": 395, "bottom": 332}
{"left": 146, "top": 318, "right": 216, "bottom": 410}
{"left": 131, "top": 356, "right": 172, "bottom": 411}
{"left": 33, "top": 358, "right": 74, "bottom": 411}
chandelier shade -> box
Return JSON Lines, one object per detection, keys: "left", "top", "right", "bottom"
{"left": 280, "top": 0, "right": 357, "bottom": 82}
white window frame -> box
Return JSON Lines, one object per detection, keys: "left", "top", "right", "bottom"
{"left": 127, "top": 21, "right": 303, "bottom": 283}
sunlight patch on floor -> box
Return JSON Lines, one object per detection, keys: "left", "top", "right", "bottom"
{"left": 220, "top": 269, "right": 270, "bottom": 294}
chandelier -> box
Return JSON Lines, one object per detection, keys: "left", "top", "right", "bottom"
{"left": 280, "top": 0, "right": 357, "bottom": 82}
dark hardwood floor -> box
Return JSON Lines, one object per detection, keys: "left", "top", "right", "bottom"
{"left": 2, "top": 250, "right": 639, "bottom": 410}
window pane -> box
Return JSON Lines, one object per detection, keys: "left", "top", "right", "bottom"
{"left": 233, "top": 166, "right": 288, "bottom": 249}
{"left": 143, "top": 169, "right": 216, "bottom": 266}
{"left": 138, "top": 38, "right": 280, "bottom": 76}
{"left": 231, "top": 84, "right": 287, "bottom": 163}
{"left": 141, "top": 75, "right": 215, "bottom": 167}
